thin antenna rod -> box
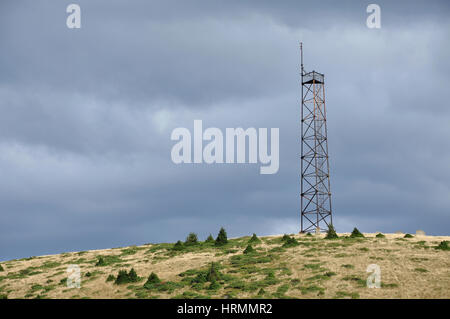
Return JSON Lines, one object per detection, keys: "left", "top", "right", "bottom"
{"left": 300, "top": 42, "right": 304, "bottom": 75}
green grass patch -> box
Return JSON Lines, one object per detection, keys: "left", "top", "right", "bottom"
{"left": 335, "top": 291, "right": 359, "bottom": 299}
{"left": 414, "top": 268, "right": 428, "bottom": 273}
{"left": 282, "top": 237, "right": 300, "bottom": 248}
{"left": 173, "top": 291, "right": 210, "bottom": 299}
{"left": 341, "top": 264, "right": 354, "bottom": 269}
{"left": 342, "top": 276, "right": 366, "bottom": 287}
{"left": 299, "top": 285, "right": 325, "bottom": 295}
{"left": 381, "top": 282, "right": 398, "bottom": 288}
{"left": 303, "top": 263, "right": 322, "bottom": 270}
{"left": 120, "top": 246, "right": 140, "bottom": 256}
{"left": 306, "top": 272, "right": 336, "bottom": 282}
{"left": 94, "top": 255, "right": 124, "bottom": 266}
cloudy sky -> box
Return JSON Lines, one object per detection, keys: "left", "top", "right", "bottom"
{"left": 1, "top": 0, "right": 449, "bottom": 261}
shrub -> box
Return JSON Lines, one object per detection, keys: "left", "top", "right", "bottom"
{"left": 306, "top": 233, "right": 313, "bottom": 237}
{"left": 106, "top": 274, "right": 115, "bottom": 282}
{"left": 243, "top": 245, "right": 255, "bottom": 254}
{"left": 350, "top": 228, "right": 364, "bottom": 238}
{"left": 263, "top": 271, "right": 279, "bottom": 285}
{"left": 282, "top": 237, "right": 299, "bottom": 248}
{"left": 208, "top": 280, "right": 221, "bottom": 290}
{"left": 205, "top": 234, "right": 215, "bottom": 243}
{"left": 375, "top": 233, "right": 385, "bottom": 238}
{"left": 435, "top": 241, "right": 450, "bottom": 251}
{"left": 281, "top": 234, "right": 291, "bottom": 242}
{"left": 95, "top": 257, "right": 106, "bottom": 266}
{"left": 215, "top": 227, "right": 228, "bottom": 246}
{"left": 206, "top": 262, "right": 222, "bottom": 282}
{"left": 185, "top": 233, "right": 198, "bottom": 246}
{"left": 173, "top": 240, "right": 184, "bottom": 251}
{"left": 325, "top": 224, "right": 338, "bottom": 239}
{"left": 248, "top": 233, "right": 261, "bottom": 244}
{"left": 192, "top": 272, "right": 208, "bottom": 284}
{"left": 0, "top": 264, "right": 4, "bottom": 272}
{"left": 404, "top": 234, "right": 414, "bottom": 238}
{"left": 114, "top": 268, "right": 139, "bottom": 285}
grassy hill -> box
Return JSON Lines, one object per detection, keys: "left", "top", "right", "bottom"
{"left": 0, "top": 232, "right": 449, "bottom": 299}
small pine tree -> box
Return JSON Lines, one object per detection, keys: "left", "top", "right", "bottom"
{"left": 185, "top": 232, "right": 198, "bottom": 246}
{"left": 106, "top": 274, "right": 115, "bottom": 282}
{"left": 114, "top": 269, "right": 139, "bottom": 285}
{"left": 350, "top": 227, "right": 364, "bottom": 238}
{"left": 128, "top": 268, "right": 138, "bottom": 282}
{"left": 0, "top": 264, "right": 4, "bottom": 272}
{"left": 281, "top": 234, "right": 290, "bottom": 242}
{"left": 325, "top": 224, "right": 338, "bottom": 239}
{"left": 215, "top": 227, "right": 228, "bottom": 246}
{"left": 375, "top": 233, "right": 385, "bottom": 238}
{"left": 243, "top": 244, "right": 255, "bottom": 254}
{"left": 205, "top": 234, "right": 215, "bottom": 243}
{"left": 248, "top": 233, "right": 261, "bottom": 244}
{"left": 146, "top": 272, "right": 161, "bottom": 285}
{"left": 173, "top": 240, "right": 184, "bottom": 251}
{"left": 115, "top": 270, "right": 129, "bottom": 285}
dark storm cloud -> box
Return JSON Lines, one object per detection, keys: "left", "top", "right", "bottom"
{"left": 0, "top": 0, "right": 449, "bottom": 260}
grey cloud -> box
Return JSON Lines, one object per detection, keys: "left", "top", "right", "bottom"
{"left": 0, "top": 0, "right": 449, "bottom": 261}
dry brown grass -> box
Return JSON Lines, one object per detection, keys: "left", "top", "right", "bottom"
{"left": 0, "top": 233, "right": 448, "bottom": 299}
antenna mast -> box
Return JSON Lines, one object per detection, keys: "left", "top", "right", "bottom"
{"left": 300, "top": 43, "right": 333, "bottom": 233}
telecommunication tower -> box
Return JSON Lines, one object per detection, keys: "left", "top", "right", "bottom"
{"left": 300, "top": 43, "right": 333, "bottom": 233}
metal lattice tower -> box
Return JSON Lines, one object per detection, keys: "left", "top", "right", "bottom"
{"left": 300, "top": 43, "right": 333, "bottom": 233}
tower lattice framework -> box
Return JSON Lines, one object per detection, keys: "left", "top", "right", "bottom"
{"left": 300, "top": 43, "right": 333, "bottom": 233}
